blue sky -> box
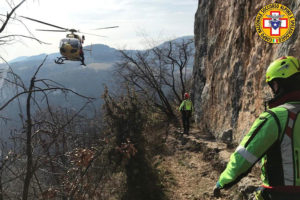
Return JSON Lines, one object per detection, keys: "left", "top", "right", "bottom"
{"left": 0, "top": 0, "right": 197, "bottom": 61}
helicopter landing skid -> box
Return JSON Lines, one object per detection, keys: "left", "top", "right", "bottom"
{"left": 55, "top": 57, "right": 66, "bottom": 64}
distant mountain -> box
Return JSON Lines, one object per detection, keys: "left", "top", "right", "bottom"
{"left": 9, "top": 56, "right": 28, "bottom": 63}
{"left": 0, "top": 36, "right": 194, "bottom": 137}
{"left": 1, "top": 43, "right": 121, "bottom": 138}
{"left": 158, "top": 35, "right": 194, "bottom": 48}
{"left": 9, "top": 36, "right": 194, "bottom": 64}
{"left": 3, "top": 36, "right": 194, "bottom": 109}
{"left": 3, "top": 44, "right": 120, "bottom": 111}
{"left": 9, "top": 44, "right": 119, "bottom": 64}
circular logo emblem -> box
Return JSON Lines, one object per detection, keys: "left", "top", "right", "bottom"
{"left": 255, "top": 3, "right": 295, "bottom": 44}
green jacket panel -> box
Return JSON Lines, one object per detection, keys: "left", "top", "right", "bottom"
{"left": 179, "top": 99, "right": 193, "bottom": 111}
{"left": 218, "top": 107, "right": 288, "bottom": 188}
{"left": 260, "top": 107, "right": 288, "bottom": 186}
{"left": 293, "top": 115, "right": 300, "bottom": 185}
{"left": 218, "top": 151, "right": 252, "bottom": 187}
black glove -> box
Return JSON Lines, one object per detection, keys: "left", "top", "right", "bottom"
{"left": 213, "top": 182, "right": 221, "bottom": 197}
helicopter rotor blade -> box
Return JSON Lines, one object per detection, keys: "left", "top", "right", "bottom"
{"left": 21, "top": 16, "right": 69, "bottom": 31}
{"left": 79, "top": 31, "right": 107, "bottom": 37}
{"left": 36, "top": 29, "right": 67, "bottom": 32}
{"left": 94, "top": 26, "right": 119, "bottom": 30}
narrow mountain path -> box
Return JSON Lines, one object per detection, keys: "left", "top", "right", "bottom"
{"left": 153, "top": 127, "right": 261, "bottom": 200}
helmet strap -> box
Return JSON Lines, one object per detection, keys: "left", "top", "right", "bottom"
{"left": 268, "top": 80, "right": 280, "bottom": 95}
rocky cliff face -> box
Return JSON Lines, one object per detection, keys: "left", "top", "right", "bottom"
{"left": 192, "top": 0, "right": 300, "bottom": 142}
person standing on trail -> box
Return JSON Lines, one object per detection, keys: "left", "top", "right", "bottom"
{"left": 79, "top": 35, "right": 86, "bottom": 66}
{"left": 179, "top": 92, "right": 193, "bottom": 135}
{"left": 213, "top": 56, "right": 300, "bottom": 199}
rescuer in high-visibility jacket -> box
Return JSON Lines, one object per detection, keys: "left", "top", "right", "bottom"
{"left": 213, "top": 56, "right": 300, "bottom": 200}
{"left": 179, "top": 93, "right": 193, "bottom": 135}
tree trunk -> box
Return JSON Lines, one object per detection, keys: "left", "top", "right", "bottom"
{"left": 22, "top": 77, "right": 35, "bottom": 200}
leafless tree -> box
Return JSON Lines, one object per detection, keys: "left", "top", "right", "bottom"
{"left": 0, "top": 0, "right": 26, "bottom": 33}
{"left": 102, "top": 83, "right": 168, "bottom": 200}
{"left": 0, "top": 57, "right": 96, "bottom": 199}
{"left": 0, "top": 0, "right": 48, "bottom": 60}
{"left": 29, "top": 106, "right": 114, "bottom": 200}
{"left": 116, "top": 38, "right": 194, "bottom": 120}
{"left": 0, "top": 1, "right": 121, "bottom": 199}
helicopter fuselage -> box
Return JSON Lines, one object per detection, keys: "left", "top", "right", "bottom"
{"left": 21, "top": 15, "right": 118, "bottom": 65}
{"left": 59, "top": 34, "right": 83, "bottom": 61}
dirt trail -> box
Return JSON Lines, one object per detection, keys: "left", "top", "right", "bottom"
{"left": 153, "top": 127, "right": 258, "bottom": 200}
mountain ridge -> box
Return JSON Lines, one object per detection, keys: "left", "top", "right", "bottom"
{"left": 1, "top": 35, "right": 194, "bottom": 137}
{"left": 8, "top": 36, "right": 193, "bottom": 64}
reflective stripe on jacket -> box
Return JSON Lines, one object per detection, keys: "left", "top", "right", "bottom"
{"left": 218, "top": 102, "right": 300, "bottom": 190}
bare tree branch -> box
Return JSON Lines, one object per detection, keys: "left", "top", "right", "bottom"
{"left": 0, "top": 35, "right": 50, "bottom": 45}
{"left": 115, "top": 39, "right": 194, "bottom": 120}
{"left": 0, "top": 0, "right": 26, "bottom": 33}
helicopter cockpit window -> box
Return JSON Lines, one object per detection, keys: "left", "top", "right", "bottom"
{"left": 59, "top": 38, "right": 80, "bottom": 48}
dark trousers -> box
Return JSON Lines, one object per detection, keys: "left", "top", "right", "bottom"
{"left": 80, "top": 50, "right": 85, "bottom": 65}
{"left": 181, "top": 111, "right": 191, "bottom": 134}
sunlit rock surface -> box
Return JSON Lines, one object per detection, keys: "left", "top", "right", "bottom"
{"left": 193, "top": 0, "right": 300, "bottom": 142}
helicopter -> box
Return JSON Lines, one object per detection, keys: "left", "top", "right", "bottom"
{"left": 21, "top": 16, "right": 119, "bottom": 66}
